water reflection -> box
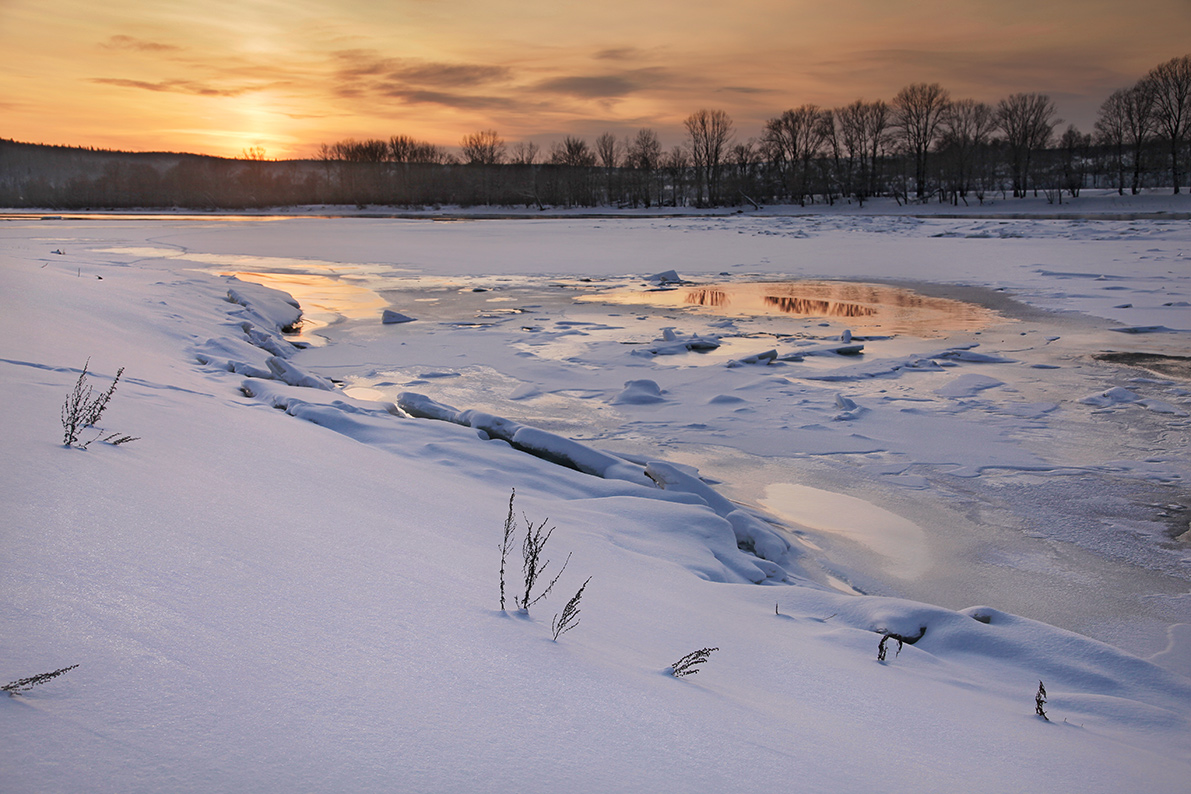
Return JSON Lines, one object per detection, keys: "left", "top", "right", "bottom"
{"left": 762, "top": 296, "right": 877, "bottom": 318}
{"left": 582, "top": 280, "right": 999, "bottom": 337}
{"left": 686, "top": 288, "right": 730, "bottom": 308}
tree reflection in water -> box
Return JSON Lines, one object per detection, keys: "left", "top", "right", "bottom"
{"left": 582, "top": 280, "right": 999, "bottom": 338}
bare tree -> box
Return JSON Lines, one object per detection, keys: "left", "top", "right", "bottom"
{"left": 940, "top": 98, "right": 997, "bottom": 202}
{"left": 729, "top": 139, "right": 761, "bottom": 205}
{"left": 1058, "top": 124, "right": 1092, "bottom": 197}
{"left": 460, "top": 129, "right": 506, "bottom": 165}
{"left": 550, "top": 136, "right": 596, "bottom": 167}
{"left": 663, "top": 145, "right": 690, "bottom": 207}
{"left": 389, "top": 135, "right": 448, "bottom": 164}
{"left": 1144, "top": 54, "right": 1191, "bottom": 193}
{"left": 1096, "top": 85, "right": 1156, "bottom": 195}
{"left": 1096, "top": 89, "right": 1132, "bottom": 194}
{"left": 331, "top": 138, "right": 389, "bottom": 162}
{"left": 832, "top": 100, "right": 891, "bottom": 202}
{"left": 595, "top": 132, "right": 620, "bottom": 203}
{"left": 893, "top": 83, "right": 951, "bottom": 199}
{"left": 1122, "top": 82, "right": 1158, "bottom": 194}
{"left": 763, "top": 105, "right": 829, "bottom": 205}
{"left": 625, "top": 128, "right": 662, "bottom": 207}
{"left": 548, "top": 136, "right": 596, "bottom": 206}
{"left": 595, "top": 132, "right": 619, "bottom": 169}
{"left": 997, "top": 93, "right": 1059, "bottom": 197}
{"left": 506, "top": 142, "right": 542, "bottom": 208}
{"left": 684, "top": 109, "right": 734, "bottom": 206}
{"left": 509, "top": 141, "right": 540, "bottom": 165}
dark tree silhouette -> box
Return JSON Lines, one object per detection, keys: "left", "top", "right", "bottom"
{"left": 460, "top": 129, "right": 506, "bottom": 165}
{"left": 684, "top": 109, "right": 734, "bottom": 206}
{"left": 1144, "top": 54, "right": 1191, "bottom": 193}
{"left": 997, "top": 93, "right": 1059, "bottom": 197}
{"left": 893, "top": 83, "right": 951, "bottom": 199}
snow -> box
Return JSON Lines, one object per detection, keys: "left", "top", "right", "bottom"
{"left": 3, "top": 198, "right": 1191, "bottom": 792}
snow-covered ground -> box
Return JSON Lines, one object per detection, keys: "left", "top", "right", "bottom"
{"left": 3, "top": 195, "right": 1190, "bottom": 792}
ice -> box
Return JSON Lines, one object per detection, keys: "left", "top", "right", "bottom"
{"left": 730, "top": 349, "right": 778, "bottom": 365}
{"left": 633, "top": 328, "right": 722, "bottom": 356}
{"left": 1139, "top": 399, "right": 1189, "bottom": 415}
{"left": 1111, "top": 325, "right": 1180, "bottom": 334}
{"left": 265, "top": 356, "right": 335, "bottom": 390}
{"left": 1080, "top": 386, "right": 1141, "bottom": 407}
{"left": 381, "top": 309, "right": 416, "bottom": 324}
{"left": 934, "top": 373, "right": 1005, "bottom": 398}
{"left": 937, "top": 349, "right": 1016, "bottom": 363}
{"left": 395, "top": 390, "right": 461, "bottom": 421}
{"left": 611, "top": 379, "right": 667, "bottom": 404}
{"left": 225, "top": 281, "right": 302, "bottom": 332}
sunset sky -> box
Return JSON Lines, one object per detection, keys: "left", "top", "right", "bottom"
{"left": 3, "top": 0, "right": 1189, "bottom": 159}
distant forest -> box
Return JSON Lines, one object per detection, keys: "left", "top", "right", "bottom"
{"left": 3, "top": 55, "right": 1188, "bottom": 210}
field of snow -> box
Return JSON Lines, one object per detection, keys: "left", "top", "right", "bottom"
{"left": 3, "top": 195, "right": 1190, "bottom": 792}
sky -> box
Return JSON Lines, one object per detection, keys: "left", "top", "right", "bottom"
{"left": 2, "top": 0, "right": 1189, "bottom": 159}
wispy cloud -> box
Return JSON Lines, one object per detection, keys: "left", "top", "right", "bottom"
{"left": 89, "top": 78, "right": 264, "bottom": 97}
{"left": 536, "top": 69, "right": 671, "bottom": 99}
{"left": 100, "top": 35, "right": 182, "bottom": 53}
{"left": 376, "top": 87, "right": 518, "bottom": 111}
{"left": 331, "top": 50, "right": 511, "bottom": 88}
{"left": 592, "top": 47, "right": 643, "bottom": 61}
{"left": 810, "top": 48, "right": 1124, "bottom": 98}
{"left": 717, "top": 86, "right": 776, "bottom": 95}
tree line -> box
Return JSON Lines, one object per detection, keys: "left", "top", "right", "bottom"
{"left": 3, "top": 54, "right": 1188, "bottom": 210}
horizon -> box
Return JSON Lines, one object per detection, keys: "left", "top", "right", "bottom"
{"left": 2, "top": 1, "right": 1190, "bottom": 160}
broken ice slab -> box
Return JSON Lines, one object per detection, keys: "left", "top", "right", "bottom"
{"left": 381, "top": 309, "right": 416, "bottom": 324}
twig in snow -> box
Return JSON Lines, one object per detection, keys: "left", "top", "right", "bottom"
{"left": 3, "top": 665, "right": 79, "bottom": 696}
{"left": 551, "top": 577, "right": 591, "bottom": 641}
{"left": 670, "top": 647, "right": 718, "bottom": 677}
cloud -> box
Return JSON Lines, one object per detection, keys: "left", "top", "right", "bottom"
{"left": 101, "top": 35, "right": 182, "bottom": 53}
{"left": 717, "top": 86, "right": 776, "bottom": 95}
{"left": 373, "top": 87, "right": 518, "bottom": 111}
{"left": 536, "top": 69, "right": 671, "bottom": 99}
{"left": 322, "top": 49, "right": 524, "bottom": 114}
{"left": 392, "top": 63, "right": 511, "bottom": 88}
{"left": 331, "top": 50, "right": 510, "bottom": 88}
{"left": 89, "top": 78, "right": 261, "bottom": 97}
{"left": 593, "top": 47, "right": 642, "bottom": 61}
{"left": 811, "top": 48, "right": 1122, "bottom": 97}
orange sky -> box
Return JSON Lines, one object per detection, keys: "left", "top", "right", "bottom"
{"left": 3, "top": 0, "right": 1189, "bottom": 159}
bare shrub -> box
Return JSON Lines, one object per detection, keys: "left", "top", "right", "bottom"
{"left": 3, "top": 664, "right": 79, "bottom": 696}
{"left": 517, "top": 515, "right": 570, "bottom": 612}
{"left": 499, "top": 489, "right": 517, "bottom": 611}
{"left": 670, "top": 647, "right": 718, "bottom": 677}
{"left": 551, "top": 577, "right": 591, "bottom": 641}
{"left": 61, "top": 360, "right": 130, "bottom": 448}
{"left": 497, "top": 489, "right": 571, "bottom": 613}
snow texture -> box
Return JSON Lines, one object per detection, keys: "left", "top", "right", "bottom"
{"left": 3, "top": 198, "right": 1191, "bottom": 793}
